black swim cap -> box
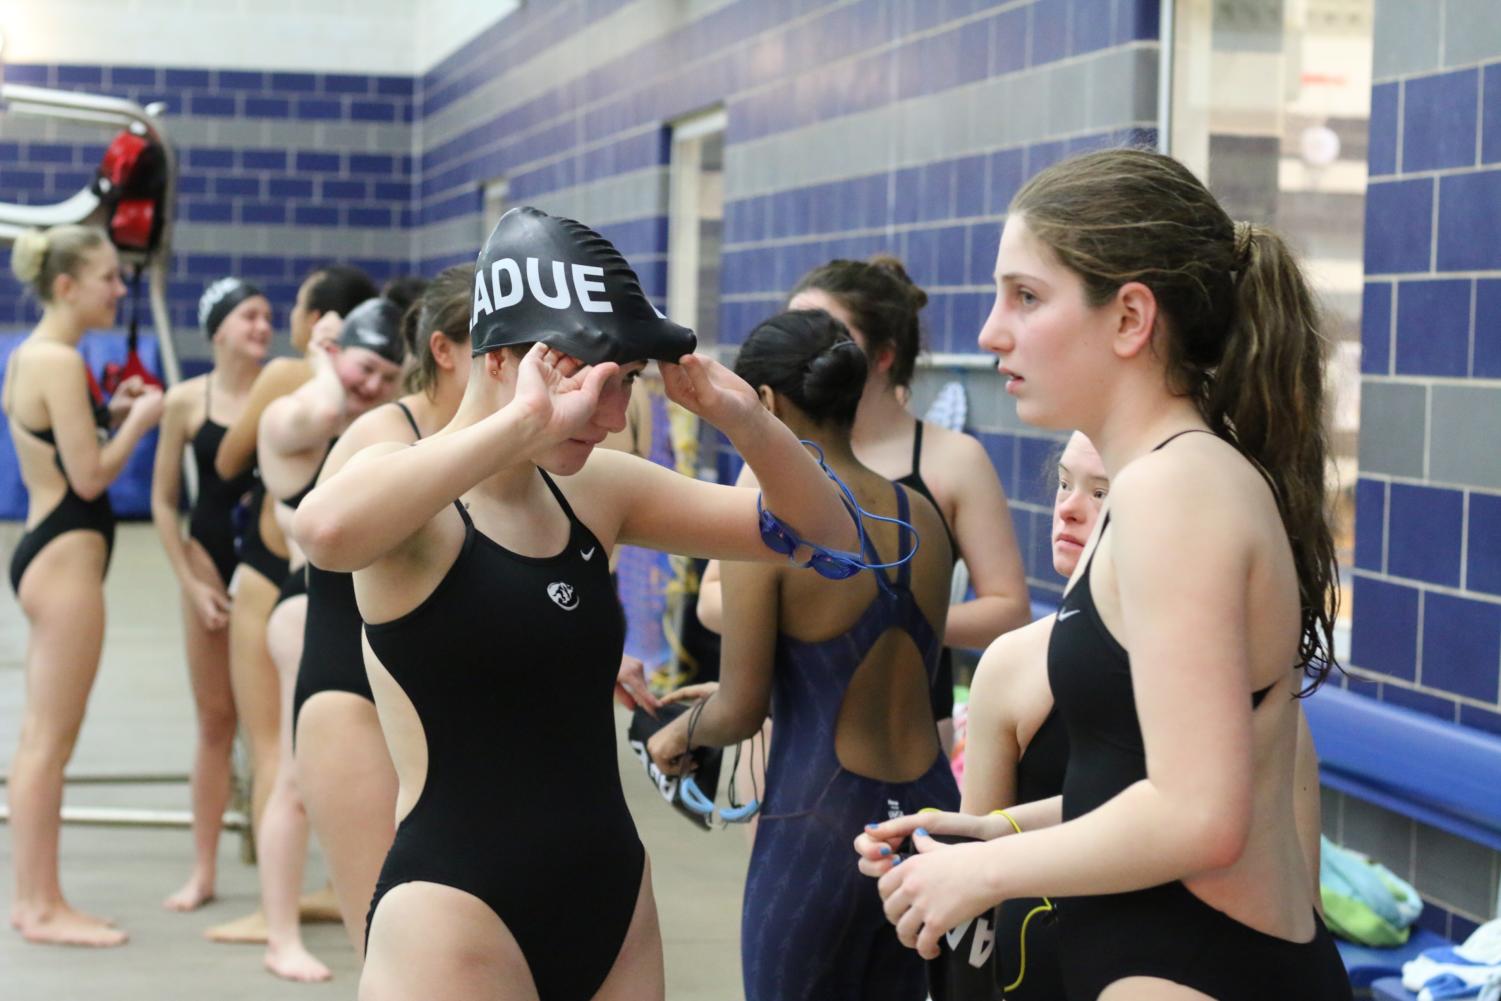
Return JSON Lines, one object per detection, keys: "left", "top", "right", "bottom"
{"left": 336, "top": 297, "right": 405, "bottom": 366}
{"left": 198, "top": 277, "right": 263, "bottom": 339}
{"left": 469, "top": 206, "right": 696, "bottom": 365}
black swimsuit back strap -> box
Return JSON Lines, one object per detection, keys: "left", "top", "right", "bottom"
{"left": 1152, "top": 428, "right": 1218, "bottom": 452}
{"left": 393, "top": 400, "right": 421, "bottom": 439}
{"left": 909, "top": 419, "right": 924, "bottom": 476}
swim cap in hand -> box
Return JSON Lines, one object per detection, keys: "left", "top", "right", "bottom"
{"left": 470, "top": 206, "right": 695, "bottom": 365}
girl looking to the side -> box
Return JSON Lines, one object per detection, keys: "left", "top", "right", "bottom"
{"left": 4, "top": 225, "right": 164, "bottom": 946}
{"left": 855, "top": 148, "right": 1351, "bottom": 1001}
{"left": 149, "top": 278, "right": 270, "bottom": 912}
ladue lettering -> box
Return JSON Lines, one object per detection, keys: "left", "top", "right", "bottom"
{"left": 472, "top": 257, "right": 611, "bottom": 325}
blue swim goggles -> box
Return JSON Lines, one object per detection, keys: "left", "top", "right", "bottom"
{"left": 679, "top": 696, "right": 764, "bottom": 825}
{"left": 757, "top": 441, "right": 920, "bottom": 580}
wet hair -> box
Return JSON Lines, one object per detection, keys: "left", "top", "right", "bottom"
{"left": 1012, "top": 147, "right": 1337, "bottom": 692}
{"left": 9, "top": 225, "right": 109, "bottom": 303}
{"left": 790, "top": 255, "right": 927, "bottom": 388}
{"left": 733, "top": 309, "right": 867, "bottom": 428}
{"left": 402, "top": 264, "right": 474, "bottom": 394}
{"left": 382, "top": 276, "right": 428, "bottom": 316}
{"left": 304, "top": 264, "right": 378, "bottom": 319}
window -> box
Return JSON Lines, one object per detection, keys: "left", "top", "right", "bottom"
{"left": 667, "top": 108, "right": 726, "bottom": 348}
{"left": 1168, "top": 0, "right": 1373, "bottom": 634}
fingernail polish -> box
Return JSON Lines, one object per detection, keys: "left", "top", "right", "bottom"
{"left": 865, "top": 823, "right": 879, "bottom": 831}
{"left": 915, "top": 827, "right": 929, "bottom": 838}
{"left": 879, "top": 845, "right": 891, "bottom": 856}
{"left": 892, "top": 856, "right": 904, "bottom": 866}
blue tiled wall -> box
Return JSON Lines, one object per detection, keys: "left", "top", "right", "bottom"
{"left": 0, "top": 63, "right": 416, "bottom": 344}
{"left": 1344, "top": 0, "right": 1501, "bottom": 935}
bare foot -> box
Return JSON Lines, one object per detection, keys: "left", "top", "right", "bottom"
{"left": 298, "top": 885, "right": 342, "bottom": 923}
{"left": 163, "top": 875, "right": 216, "bottom": 912}
{"left": 12, "top": 904, "right": 128, "bottom": 947}
{"left": 264, "top": 940, "right": 332, "bottom": 982}
{"left": 205, "top": 909, "right": 266, "bottom": 944}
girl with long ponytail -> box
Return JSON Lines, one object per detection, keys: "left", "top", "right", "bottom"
{"left": 855, "top": 148, "right": 1351, "bottom": 1001}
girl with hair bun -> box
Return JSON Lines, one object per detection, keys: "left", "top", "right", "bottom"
{"left": 702, "top": 256, "right": 1032, "bottom": 748}
{"left": 649, "top": 309, "right": 960, "bottom": 1001}
{"left": 857, "top": 148, "right": 1351, "bottom": 1000}
{"left": 149, "top": 277, "right": 272, "bottom": 913}
{"left": 4, "top": 225, "right": 164, "bottom": 946}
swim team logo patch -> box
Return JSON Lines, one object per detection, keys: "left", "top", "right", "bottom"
{"left": 547, "top": 581, "right": 580, "bottom": 611}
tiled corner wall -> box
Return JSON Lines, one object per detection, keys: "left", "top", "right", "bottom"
{"left": 1338, "top": 0, "right": 1501, "bottom": 936}
{"left": 0, "top": 63, "right": 416, "bottom": 360}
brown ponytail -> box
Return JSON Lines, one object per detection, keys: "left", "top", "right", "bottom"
{"left": 403, "top": 264, "right": 474, "bottom": 395}
{"left": 1012, "top": 148, "right": 1338, "bottom": 691}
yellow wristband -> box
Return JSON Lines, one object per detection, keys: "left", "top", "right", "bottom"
{"left": 991, "top": 808, "right": 1023, "bottom": 835}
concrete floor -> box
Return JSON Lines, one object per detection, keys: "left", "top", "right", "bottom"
{"left": 1, "top": 524, "right": 749, "bottom": 1000}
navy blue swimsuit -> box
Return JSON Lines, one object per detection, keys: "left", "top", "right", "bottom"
{"left": 741, "top": 482, "right": 960, "bottom": 1001}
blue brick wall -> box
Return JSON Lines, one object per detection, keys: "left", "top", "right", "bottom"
{"left": 1343, "top": 0, "right": 1501, "bottom": 934}
{"left": 1355, "top": 32, "right": 1501, "bottom": 729}
{"left": 0, "top": 63, "right": 415, "bottom": 342}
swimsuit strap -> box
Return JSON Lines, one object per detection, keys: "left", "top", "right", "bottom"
{"left": 894, "top": 481, "right": 913, "bottom": 590}
{"left": 909, "top": 418, "right": 925, "bottom": 478}
{"left": 537, "top": 468, "right": 581, "bottom": 527}
{"left": 1152, "top": 428, "right": 1218, "bottom": 452}
{"left": 393, "top": 400, "right": 422, "bottom": 439}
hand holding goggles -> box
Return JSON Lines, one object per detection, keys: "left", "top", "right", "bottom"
{"left": 757, "top": 440, "right": 919, "bottom": 581}
{"left": 679, "top": 696, "right": 763, "bottom": 825}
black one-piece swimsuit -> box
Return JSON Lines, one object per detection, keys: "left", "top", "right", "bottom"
{"left": 362, "top": 470, "right": 644, "bottom": 1001}
{"left": 1045, "top": 431, "right": 1351, "bottom": 1001}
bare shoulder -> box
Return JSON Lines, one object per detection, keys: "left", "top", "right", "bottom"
{"left": 328, "top": 404, "right": 415, "bottom": 467}
{"left": 923, "top": 423, "right": 1005, "bottom": 500}
{"left": 24, "top": 339, "right": 85, "bottom": 371}
{"left": 255, "top": 356, "right": 312, "bottom": 393}
{"left": 971, "top": 616, "right": 1055, "bottom": 717}
{"left": 976, "top": 616, "right": 1054, "bottom": 684}
{"left": 1112, "top": 433, "right": 1264, "bottom": 513}
{"left": 164, "top": 374, "right": 207, "bottom": 413}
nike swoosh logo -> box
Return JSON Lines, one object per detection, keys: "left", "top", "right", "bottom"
{"left": 1057, "top": 608, "right": 1081, "bottom": 621}
{"left": 580, "top": 547, "right": 596, "bottom": 561}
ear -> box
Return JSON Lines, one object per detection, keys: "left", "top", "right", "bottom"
{"left": 755, "top": 384, "right": 777, "bottom": 414}
{"left": 428, "top": 330, "right": 454, "bottom": 371}
{"left": 1112, "top": 282, "right": 1158, "bottom": 360}
{"left": 52, "top": 271, "right": 77, "bottom": 303}
{"left": 483, "top": 350, "right": 504, "bottom": 380}
{"left": 870, "top": 343, "right": 897, "bottom": 377}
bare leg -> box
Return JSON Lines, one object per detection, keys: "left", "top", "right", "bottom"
{"left": 257, "top": 593, "right": 329, "bottom": 982}
{"left": 296, "top": 693, "right": 397, "bottom": 956}
{"left": 360, "top": 882, "right": 539, "bottom": 1001}
{"left": 8, "top": 532, "right": 127, "bottom": 947}
{"left": 358, "top": 860, "right": 663, "bottom": 1001}
{"left": 592, "top": 857, "right": 666, "bottom": 1001}
{"left": 165, "top": 543, "right": 235, "bottom": 912}
{"left": 207, "top": 566, "right": 281, "bottom": 943}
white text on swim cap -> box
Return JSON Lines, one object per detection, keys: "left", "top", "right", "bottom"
{"left": 472, "top": 258, "right": 611, "bottom": 326}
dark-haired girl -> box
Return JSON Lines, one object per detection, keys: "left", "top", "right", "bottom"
{"left": 149, "top": 278, "right": 270, "bottom": 912}
{"left": 294, "top": 265, "right": 473, "bottom": 955}
{"left": 856, "top": 148, "right": 1350, "bottom": 1000}
{"left": 650, "top": 310, "right": 959, "bottom": 1001}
